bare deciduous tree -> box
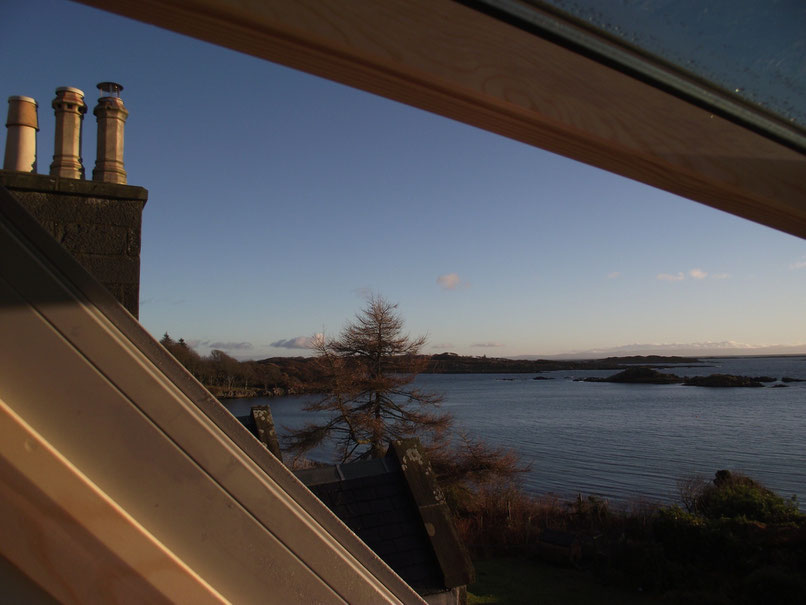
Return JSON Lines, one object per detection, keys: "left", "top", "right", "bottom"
{"left": 285, "top": 295, "right": 451, "bottom": 462}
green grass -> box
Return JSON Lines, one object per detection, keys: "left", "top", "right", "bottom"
{"left": 467, "top": 557, "right": 659, "bottom": 605}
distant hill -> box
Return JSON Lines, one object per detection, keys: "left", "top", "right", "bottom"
{"left": 259, "top": 353, "right": 708, "bottom": 382}
{"left": 424, "top": 353, "right": 704, "bottom": 374}
{"left": 513, "top": 342, "right": 806, "bottom": 360}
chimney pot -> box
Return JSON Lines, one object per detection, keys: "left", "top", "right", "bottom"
{"left": 50, "top": 87, "right": 87, "bottom": 179}
{"left": 4, "top": 96, "right": 39, "bottom": 172}
{"left": 92, "top": 82, "right": 128, "bottom": 184}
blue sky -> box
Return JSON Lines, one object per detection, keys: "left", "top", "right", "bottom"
{"left": 2, "top": 0, "right": 805, "bottom": 359}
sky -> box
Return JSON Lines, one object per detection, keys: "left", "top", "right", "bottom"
{"left": 2, "top": 0, "right": 805, "bottom": 359}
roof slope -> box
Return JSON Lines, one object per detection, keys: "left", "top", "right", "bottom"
{"left": 0, "top": 186, "right": 425, "bottom": 603}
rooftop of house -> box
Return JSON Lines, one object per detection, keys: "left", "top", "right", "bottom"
{"left": 232, "top": 406, "right": 473, "bottom": 597}
{"left": 296, "top": 454, "right": 448, "bottom": 594}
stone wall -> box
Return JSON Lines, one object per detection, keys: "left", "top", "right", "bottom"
{"left": 0, "top": 170, "right": 147, "bottom": 317}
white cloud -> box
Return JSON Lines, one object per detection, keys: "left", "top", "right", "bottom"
{"left": 270, "top": 335, "right": 319, "bottom": 349}
{"left": 790, "top": 258, "right": 806, "bottom": 270}
{"left": 657, "top": 272, "right": 685, "bottom": 281}
{"left": 712, "top": 273, "right": 730, "bottom": 280}
{"left": 471, "top": 342, "right": 504, "bottom": 348}
{"left": 689, "top": 268, "right": 708, "bottom": 280}
{"left": 431, "top": 343, "right": 455, "bottom": 349}
{"left": 607, "top": 272, "right": 621, "bottom": 279}
{"left": 437, "top": 273, "right": 467, "bottom": 290}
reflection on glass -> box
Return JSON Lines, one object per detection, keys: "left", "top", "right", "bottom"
{"left": 537, "top": 0, "right": 805, "bottom": 128}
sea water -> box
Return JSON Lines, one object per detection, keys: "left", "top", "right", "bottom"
{"left": 223, "top": 356, "right": 806, "bottom": 507}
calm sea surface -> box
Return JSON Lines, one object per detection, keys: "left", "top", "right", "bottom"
{"left": 223, "top": 357, "right": 806, "bottom": 507}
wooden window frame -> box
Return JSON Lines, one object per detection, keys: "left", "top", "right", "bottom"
{"left": 79, "top": 0, "right": 806, "bottom": 239}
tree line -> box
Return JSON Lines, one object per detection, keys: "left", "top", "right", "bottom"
{"left": 158, "top": 334, "right": 321, "bottom": 397}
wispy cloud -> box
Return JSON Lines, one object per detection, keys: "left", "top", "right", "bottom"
{"left": 790, "top": 258, "right": 806, "bottom": 270}
{"left": 185, "top": 339, "right": 252, "bottom": 351}
{"left": 431, "top": 343, "right": 455, "bottom": 349}
{"left": 607, "top": 272, "right": 621, "bottom": 279}
{"left": 471, "top": 342, "right": 504, "bottom": 348}
{"left": 208, "top": 341, "right": 253, "bottom": 351}
{"left": 270, "top": 335, "right": 319, "bottom": 349}
{"left": 437, "top": 273, "right": 468, "bottom": 290}
{"left": 655, "top": 268, "right": 723, "bottom": 282}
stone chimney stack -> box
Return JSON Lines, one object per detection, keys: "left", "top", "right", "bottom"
{"left": 92, "top": 82, "right": 128, "bottom": 184}
{"left": 1, "top": 81, "right": 146, "bottom": 318}
{"left": 50, "top": 86, "right": 87, "bottom": 179}
{"left": 3, "top": 96, "right": 39, "bottom": 172}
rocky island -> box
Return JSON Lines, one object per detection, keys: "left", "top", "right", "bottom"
{"left": 580, "top": 366, "right": 781, "bottom": 388}
{"left": 581, "top": 367, "right": 681, "bottom": 384}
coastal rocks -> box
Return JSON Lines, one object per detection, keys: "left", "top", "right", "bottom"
{"left": 532, "top": 376, "right": 553, "bottom": 380}
{"left": 581, "top": 366, "right": 682, "bottom": 384}
{"left": 682, "top": 374, "right": 764, "bottom": 388}
{"left": 782, "top": 376, "right": 805, "bottom": 383}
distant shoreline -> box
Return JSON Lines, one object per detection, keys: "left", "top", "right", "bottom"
{"left": 217, "top": 354, "right": 714, "bottom": 399}
{"left": 204, "top": 353, "right": 804, "bottom": 399}
{"left": 421, "top": 353, "right": 710, "bottom": 374}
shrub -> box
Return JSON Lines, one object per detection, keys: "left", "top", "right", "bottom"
{"left": 653, "top": 506, "right": 707, "bottom": 560}
{"left": 692, "top": 470, "right": 801, "bottom": 524}
{"left": 458, "top": 470, "right": 805, "bottom": 601}
{"left": 452, "top": 481, "right": 556, "bottom": 554}
{"left": 569, "top": 494, "right": 613, "bottom": 533}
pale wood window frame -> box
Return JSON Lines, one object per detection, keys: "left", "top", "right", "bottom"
{"left": 80, "top": 0, "right": 806, "bottom": 239}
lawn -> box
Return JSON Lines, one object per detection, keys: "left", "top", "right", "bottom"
{"left": 467, "top": 557, "right": 659, "bottom": 605}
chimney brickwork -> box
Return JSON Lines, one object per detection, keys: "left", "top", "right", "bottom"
{"left": 2, "top": 84, "right": 146, "bottom": 318}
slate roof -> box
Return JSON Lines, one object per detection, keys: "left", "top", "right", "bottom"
{"left": 296, "top": 457, "right": 445, "bottom": 592}
{"left": 231, "top": 406, "right": 474, "bottom": 595}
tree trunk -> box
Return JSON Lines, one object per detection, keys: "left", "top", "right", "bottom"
{"left": 370, "top": 392, "right": 384, "bottom": 458}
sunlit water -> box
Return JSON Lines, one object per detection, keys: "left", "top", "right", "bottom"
{"left": 223, "top": 357, "right": 806, "bottom": 507}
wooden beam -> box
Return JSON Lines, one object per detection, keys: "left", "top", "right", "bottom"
{"left": 80, "top": 0, "right": 806, "bottom": 239}
{"left": 0, "top": 397, "right": 228, "bottom": 605}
